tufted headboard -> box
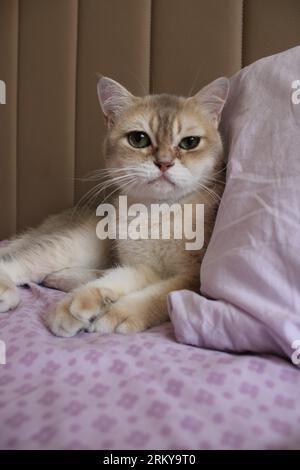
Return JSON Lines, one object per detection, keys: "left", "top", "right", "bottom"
{"left": 0, "top": 0, "right": 300, "bottom": 239}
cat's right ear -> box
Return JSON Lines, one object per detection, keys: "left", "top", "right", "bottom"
{"left": 191, "top": 77, "right": 230, "bottom": 128}
{"left": 97, "top": 76, "right": 134, "bottom": 127}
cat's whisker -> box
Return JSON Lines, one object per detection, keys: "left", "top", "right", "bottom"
{"left": 79, "top": 173, "right": 140, "bottom": 201}
{"left": 72, "top": 184, "right": 104, "bottom": 216}
{"left": 210, "top": 165, "right": 227, "bottom": 178}
{"left": 203, "top": 177, "right": 226, "bottom": 186}
{"left": 74, "top": 166, "right": 141, "bottom": 182}
{"left": 196, "top": 182, "right": 221, "bottom": 203}
{"left": 72, "top": 174, "right": 138, "bottom": 219}
{"left": 75, "top": 180, "right": 110, "bottom": 206}
{"left": 80, "top": 174, "right": 140, "bottom": 209}
{"left": 97, "top": 178, "right": 138, "bottom": 206}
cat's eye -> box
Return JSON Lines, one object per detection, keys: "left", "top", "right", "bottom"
{"left": 127, "top": 131, "right": 151, "bottom": 148}
{"left": 179, "top": 136, "right": 201, "bottom": 150}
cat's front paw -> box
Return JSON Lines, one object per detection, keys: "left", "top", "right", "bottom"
{"left": 45, "top": 286, "right": 118, "bottom": 337}
{"left": 94, "top": 297, "right": 146, "bottom": 334}
{"left": 0, "top": 278, "right": 20, "bottom": 313}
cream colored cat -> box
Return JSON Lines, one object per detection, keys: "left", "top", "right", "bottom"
{"left": 0, "top": 76, "right": 229, "bottom": 336}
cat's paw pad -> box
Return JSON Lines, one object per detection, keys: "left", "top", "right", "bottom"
{"left": 0, "top": 280, "right": 20, "bottom": 313}
{"left": 94, "top": 299, "right": 143, "bottom": 334}
{"left": 45, "top": 295, "right": 85, "bottom": 337}
{"left": 69, "top": 286, "right": 118, "bottom": 325}
{"left": 45, "top": 286, "right": 118, "bottom": 337}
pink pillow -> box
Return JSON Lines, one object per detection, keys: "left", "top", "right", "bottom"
{"left": 169, "top": 46, "right": 300, "bottom": 363}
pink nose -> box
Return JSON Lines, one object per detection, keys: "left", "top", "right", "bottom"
{"left": 154, "top": 161, "right": 174, "bottom": 172}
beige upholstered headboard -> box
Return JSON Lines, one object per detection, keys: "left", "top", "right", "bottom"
{"left": 1, "top": 0, "right": 300, "bottom": 239}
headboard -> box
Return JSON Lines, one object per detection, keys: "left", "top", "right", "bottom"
{"left": 1, "top": 0, "right": 300, "bottom": 238}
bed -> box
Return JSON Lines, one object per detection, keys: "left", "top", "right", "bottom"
{"left": 0, "top": 282, "right": 300, "bottom": 450}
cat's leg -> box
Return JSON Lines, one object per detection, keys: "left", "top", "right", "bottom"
{"left": 0, "top": 270, "right": 21, "bottom": 313}
{"left": 45, "top": 264, "right": 161, "bottom": 337}
{"left": 42, "top": 267, "right": 106, "bottom": 292}
{"left": 0, "top": 210, "right": 110, "bottom": 312}
{"left": 95, "top": 275, "right": 197, "bottom": 334}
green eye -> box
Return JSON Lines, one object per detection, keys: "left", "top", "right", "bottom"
{"left": 179, "top": 136, "right": 201, "bottom": 150}
{"left": 127, "top": 131, "right": 151, "bottom": 148}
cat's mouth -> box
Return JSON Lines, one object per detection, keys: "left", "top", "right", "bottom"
{"left": 148, "top": 174, "right": 176, "bottom": 187}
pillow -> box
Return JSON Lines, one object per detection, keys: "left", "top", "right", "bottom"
{"left": 168, "top": 46, "right": 300, "bottom": 364}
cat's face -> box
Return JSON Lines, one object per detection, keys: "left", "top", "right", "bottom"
{"left": 97, "top": 77, "right": 229, "bottom": 201}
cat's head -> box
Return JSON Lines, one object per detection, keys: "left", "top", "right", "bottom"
{"left": 97, "top": 76, "right": 229, "bottom": 202}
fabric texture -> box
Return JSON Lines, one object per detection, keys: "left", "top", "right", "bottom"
{"left": 169, "top": 46, "right": 300, "bottom": 361}
{"left": 1, "top": 281, "right": 300, "bottom": 449}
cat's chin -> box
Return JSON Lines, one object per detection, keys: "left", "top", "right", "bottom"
{"left": 123, "top": 184, "right": 189, "bottom": 204}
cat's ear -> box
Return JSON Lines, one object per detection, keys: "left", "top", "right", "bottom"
{"left": 97, "top": 76, "right": 134, "bottom": 126}
{"left": 191, "top": 77, "right": 229, "bottom": 128}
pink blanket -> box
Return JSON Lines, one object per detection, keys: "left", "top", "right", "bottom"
{"left": 0, "top": 282, "right": 300, "bottom": 449}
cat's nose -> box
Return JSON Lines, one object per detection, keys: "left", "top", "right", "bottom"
{"left": 154, "top": 161, "right": 174, "bottom": 172}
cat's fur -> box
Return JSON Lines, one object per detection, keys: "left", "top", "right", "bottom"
{"left": 0, "top": 76, "right": 229, "bottom": 336}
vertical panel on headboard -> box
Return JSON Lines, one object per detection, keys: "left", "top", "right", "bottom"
{"left": 74, "top": 0, "right": 151, "bottom": 202}
{"left": 243, "top": 0, "right": 300, "bottom": 66}
{"left": 150, "top": 0, "right": 243, "bottom": 96}
{"left": 17, "top": 0, "right": 78, "bottom": 231}
{"left": 0, "top": 0, "right": 18, "bottom": 239}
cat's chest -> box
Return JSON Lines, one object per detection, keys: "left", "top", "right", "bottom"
{"left": 114, "top": 203, "right": 203, "bottom": 272}
{"left": 116, "top": 237, "right": 188, "bottom": 273}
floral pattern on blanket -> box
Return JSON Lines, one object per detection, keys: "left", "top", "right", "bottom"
{"left": 0, "top": 282, "right": 300, "bottom": 449}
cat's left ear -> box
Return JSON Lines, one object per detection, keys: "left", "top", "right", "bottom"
{"left": 191, "top": 77, "right": 230, "bottom": 128}
{"left": 97, "top": 76, "right": 134, "bottom": 127}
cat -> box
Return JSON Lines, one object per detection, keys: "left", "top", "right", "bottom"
{"left": 0, "top": 76, "right": 229, "bottom": 336}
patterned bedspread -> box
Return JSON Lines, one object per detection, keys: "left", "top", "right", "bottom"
{"left": 0, "top": 282, "right": 300, "bottom": 449}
